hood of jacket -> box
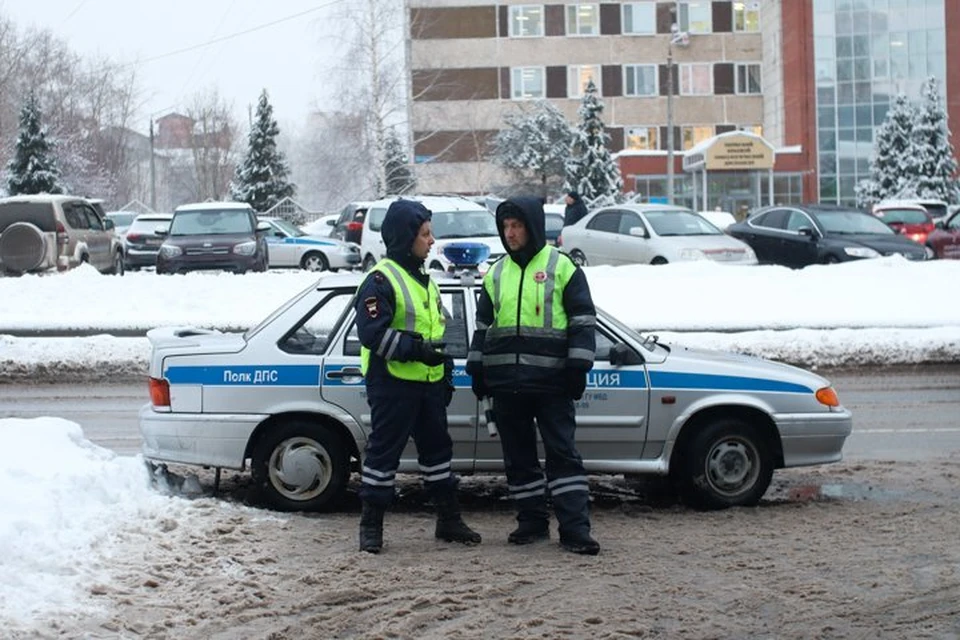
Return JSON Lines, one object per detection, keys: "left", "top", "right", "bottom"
{"left": 496, "top": 196, "right": 546, "bottom": 267}
{"left": 382, "top": 199, "right": 432, "bottom": 273}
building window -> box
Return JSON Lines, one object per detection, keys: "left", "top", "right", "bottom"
{"left": 566, "top": 3, "right": 600, "bottom": 36}
{"left": 568, "top": 65, "right": 601, "bottom": 97}
{"left": 626, "top": 126, "right": 658, "bottom": 150}
{"left": 680, "top": 63, "right": 712, "bottom": 95}
{"left": 735, "top": 63, "right": 762, "bottom": 94}
{"left": 509, "top": 5, "right": 544, "bottom": 37}
{"left": 511, "top": 67, "right": 545, "bottom": 99}
{"left": 678, "top": 2, "right": 712, "bottom": 34}
{"left": 737, "top": 124, "right": 763, "bottom": 137}
{"left": 733, "top": 1, "right": 760, "bottom": 32}
{"left": 682, "top": 125, "right": 715, "bottom": 150}
{"left": 622, "top": 2, "right": 656, "bottom": 35}
{"left": 624, "top": 64, "right": 658, "bottom": 96}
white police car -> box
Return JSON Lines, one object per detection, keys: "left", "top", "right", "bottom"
{"left": 259, "top": 216, "right": 360, "bottom": 271}
{"left": 139, "top": 258, "right": 852, "bottom": 512}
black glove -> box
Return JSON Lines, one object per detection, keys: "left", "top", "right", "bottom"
{"left": 565, "top": 369, "right": 587, "bottom": 400}
{"left": 412, "top": 338, "right": 446, "bottom": 367}
{"left": 444, "top": 359, "right": 455, "bottom": 407}
{"left": 470, "top": 369, "right": 489, "bottom": 399}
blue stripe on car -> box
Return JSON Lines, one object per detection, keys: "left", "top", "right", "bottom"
{"left": 648, "top": 371, "right": 811, "bottom": 393}
{"left": 266, "top": 237, "right": 336, "bottom": 246}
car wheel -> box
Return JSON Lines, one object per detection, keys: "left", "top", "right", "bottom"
{"left": 651, "top": 256, "right": 668, "bottom": 265}
{"left": 362, "top": 254, "right": 377, "bottom": 271}
{"left": 569, "top": 250, "right": 588, "bottom": 267}
{"left": 674, "top": 418, "right": 773, "bottom": 510}
{"left": 823, "top": 254, "right": 840, "bottom": 264}
{"left": 110, "top": 251, "right": 125, "bottom": 276}
{"left": 300, "top": 252, "right": 329, "bottom": 272}
{"left": 925, "top": 245, "right": 937, "bottom": 259}
{"left": 251, "top": 420, "right": 350, "bottom": 512}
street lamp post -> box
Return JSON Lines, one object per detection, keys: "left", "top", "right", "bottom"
{"left": 666, "top": 23, "right": 689, "bottom": 205}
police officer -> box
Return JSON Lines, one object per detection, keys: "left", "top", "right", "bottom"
{"left": 354, "top": 199, "right": 481, "bottom": 554}
{"left": 466, "top": 196, "right": 600, "bottom": 555}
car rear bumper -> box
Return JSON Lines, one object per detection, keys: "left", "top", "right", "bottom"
{"left": 124, "top": 248, "right": 160, "bottom": 267}
{"left": 775, "top": 408, "right": 853, "bottom": 467}
{"left": 139, "top": 403, "right": 265, "bottom": 469}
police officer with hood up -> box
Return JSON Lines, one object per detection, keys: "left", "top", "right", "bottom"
{"left": 354, "top": 199, "right": 482, "bottom": 554}
{"left": 466, "top": 196, "right": 600, "bottom": 555}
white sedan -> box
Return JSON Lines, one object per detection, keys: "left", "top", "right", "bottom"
{"left": 559, "top": 204, "right": 757, "bottom": 266}
{"left": 260, "top": 217, "right": 360, "bottom": 271}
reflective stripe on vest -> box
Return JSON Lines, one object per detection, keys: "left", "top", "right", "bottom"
{"left": 360, "top": 259, "right": 446, "bottom": 382}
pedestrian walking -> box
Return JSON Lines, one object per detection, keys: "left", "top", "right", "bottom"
{"left": 563, "top": 190, "right": 589, "bottom": 226}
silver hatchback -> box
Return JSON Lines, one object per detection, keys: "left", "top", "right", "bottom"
{"left": 139, "top": 273, "right": 851, "bottom": 512}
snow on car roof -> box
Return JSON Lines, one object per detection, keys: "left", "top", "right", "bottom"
{"left": 174, "top": 202, "right": 253, "bottom": 212}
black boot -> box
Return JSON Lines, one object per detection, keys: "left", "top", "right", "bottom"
{"left": 434, "top": 490, "right": 482, "bottom": 545}
{"left": 359, "top": 501, "right": 385, "bottom": 554}
{"left": 507, "top": 518, "right": 550, "bottom": 545}
{"left": 559, "top": 530, "right": 600, "bottom": 556}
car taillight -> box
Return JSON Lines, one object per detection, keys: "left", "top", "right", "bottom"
{"left": 149, "top": 377, "right": 171, "bottom": 407}
{"left": 126, "top": 233, "right": 142, "bottom": 242}
{"left": 55, "top": 221, "right": 68, "bottom": 246}
{"left": 347, "top": 222, "right": 363, "bottom": 231}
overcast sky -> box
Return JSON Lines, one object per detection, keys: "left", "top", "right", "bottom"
{"left": 0, "top": 0, "right": 347, "bottom": 132}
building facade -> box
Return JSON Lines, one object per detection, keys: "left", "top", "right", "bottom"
{"left": 406, "top": 0, "right": 960, "bottom": 207}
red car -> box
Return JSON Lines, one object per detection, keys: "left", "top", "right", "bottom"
{"left": 926, "top": 208, "right": 960, "bottom": 259}
{"left": 871, "top": 203, "right": 935, "bottom": 245}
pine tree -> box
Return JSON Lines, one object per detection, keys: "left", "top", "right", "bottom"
{"left": 491, "top": 100, "right": 574, "bottom": 197}
{"left": 231, "top": 89, "right": 296, "bottom": 214}
{"left": 855, "top": 93, "right": 921, "bottom": 207}
{"left": 6, "top": 92, "right": 64, "bottom": 196}
{"left": 564, "top": 79, "right": 623, "bottom": 202}
{"left": 381, "top": 127, "right": 415, "bottom": 195}
{"left": 913, "top": 76, "right": 959, "bottom": 204}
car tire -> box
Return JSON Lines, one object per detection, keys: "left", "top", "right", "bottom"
{"left": 300, "top": 251, "right": 329, "bottom": 272}
{"left": 674, "top": 418, "right": 773, "bottom": 510}
{"left": 110, "top": 251, "right": 125, "bottom": 276}
{"left": 823, "top": 254, "right": 840, "bottom": 264}
{"left": 362, "top": 254, "right": 377, "bottom": 271}
{"left": 651, "top": 256, "right": 668, "bottom": 265}
{"left": 251, "top": 419, "right": 350, "bottom": 512}
{"left": 569, "top": 250, "right": 588, "bottom": 267}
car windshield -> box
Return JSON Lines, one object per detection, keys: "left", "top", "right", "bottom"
{"left": 645, "top": 210, "right": 722, "bottom": 236}
{"left": 430, "top": 209, "right": 499, "bottom": 239}
{"left": 817, "top": 210, "right": 894, "bottom": 235}
{"left": 128, "top": 217, "right": 171, "bottom": 234}
{"left": 268, "top": 218, "right": 304, "bottom": 237}
{"left": 170, "top": 209, "right": 254, "bottom": 235}
{"left": 875, "top": 209, "right": 930, "bottom": 225}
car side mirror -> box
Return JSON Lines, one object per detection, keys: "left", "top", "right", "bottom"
{"left": 797, "top": 227, "right": 816, "bottom": 239}
{"left": 935, "top": 220, "right": 945, "bottom": 229}
{"left": 256, "top": 221, "right": 272, "bottom": 233}
{"left": 628, "top": 227, "right": 648, "bottom": 238}
{"left": 104, "top": 218, "right": 115, "bottom": 230}
{"left": 609, "top": 343, "right": 643, "bottom": 366}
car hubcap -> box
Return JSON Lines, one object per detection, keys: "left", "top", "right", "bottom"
{"left": 267, "top": 437, "right": 333, "bottom": 501}
{"left": 304, "top": 256, "right": 324, "bottom": 271}
{"left": 705, "top": 438, "right": 758, "bottom": 495}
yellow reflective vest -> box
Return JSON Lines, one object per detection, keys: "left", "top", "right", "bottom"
{"left": 360, "top": 259, "right": 446, "bottom": 382}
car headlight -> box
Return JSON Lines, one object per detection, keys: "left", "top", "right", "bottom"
{"left": 159, "top": 245, "right": 182, "bottom": 258}
{"left": 233, "top": 241, "right": 257, "bottom": 256}
{"left": 679, "top": 248, "right": 707, "bottom": 260}
{"left": 842, "top": 246, "right": 880, "bottom": 258}
{"left": 339, "top": 244, "right": 356, "bottom": 254}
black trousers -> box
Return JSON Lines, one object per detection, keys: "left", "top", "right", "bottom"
{"left": 360, "top": 381, "right": 455, "bottom": 506}
{"left": 493, "top": 392, "right": 592, "bottom": 536}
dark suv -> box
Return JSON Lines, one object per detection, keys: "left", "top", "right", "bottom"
{"left": 156, "top": 202, "right": 269, "bottom": 274}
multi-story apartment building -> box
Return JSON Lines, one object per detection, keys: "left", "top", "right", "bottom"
{"left": 406, "top": 0, "right": 959, "bottom": 209}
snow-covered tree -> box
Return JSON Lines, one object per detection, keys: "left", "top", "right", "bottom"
{"left": 6, "top": 92, "right": 64, "bottom": 195}
{"left": 491, "top": 100, "right": 574, "bottom": 197}
{"left": 913, "top": 76, "right": 959, "bottom": 204}
{"left": 564, "top": 79, "right": 623, "bottom": 201}
{"left": 855, "top": 93, "right": 922, "bottom": 207}
{"left": 231, "top": 89, "right": 295, "bottom": 213}
{"left": 381, "top": 127, "right": 415, "bottom": 196}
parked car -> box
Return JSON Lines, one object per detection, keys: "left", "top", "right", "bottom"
{"left": 359, "top": 196, "right": 504, "bottom": 272}
{"left": 0, "top": 194, "right": 124, "bottom": 275}
{"left": 156, "top": 202, "right": 269, "bottom": 275}
{"left": 727, "top": 204, "right": 931, "bottom": 267}
{"left": 558, "top": 204, "right": 757, "bottom": 266}
{"left": 876, "top": 198, "right": 949, "bottom": 224}
{"left": 139, "top": 271, "right": 852, "bottom": 513}
{"left": 123, "top": 213, "right": 173, "bottom": 271}
{"left": 105, "top": 211, "right": 138, "bottom": 236}
{"left": 926, "top": 208, "right": 960, "bottom": 259}
{"left": 300, "top": 214, "right": 338, "bottom": 237}
{"left": 331, "top": 201, "right": 373, "bottom": 245}
{"left": 259, "top": 216, "right": 361, "bottom": 271}
{"left": 871, "top": 202, "right": 936, "bottom": 245}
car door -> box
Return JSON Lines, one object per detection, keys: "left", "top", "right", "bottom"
{"left": 783, "top": 208, "right": 821, "bottom": 267}
{"left": 263, "top": 222, "right": 296, "bottom": 267}
{"left": 322, "top": 287, "right": 479, "bottom": 472}
{"left": 80, "top": 203, "right": 112, "bottom": 269}
{"left": 617, "top": 211, "right": 651, "bottom": 264}
{"left": 582, "top": 210, "right": 621, "bottom": 265}
{"left": 743, "top": 209, "right": 789, "bottom": 264}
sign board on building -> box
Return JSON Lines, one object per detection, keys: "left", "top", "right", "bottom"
{"left": 704, "top": 133, "right": 774, "bottom": 170}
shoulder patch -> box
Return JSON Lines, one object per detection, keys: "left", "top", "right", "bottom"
{"left": 364, "top": 296, "right": 379, "bottom": 318}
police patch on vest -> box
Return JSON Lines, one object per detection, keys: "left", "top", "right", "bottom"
{"left": 364, "top": 296, "right": 379, "bottom": 318}
{"left": 534, "top": 271, "right": 547, "bottom": 283}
